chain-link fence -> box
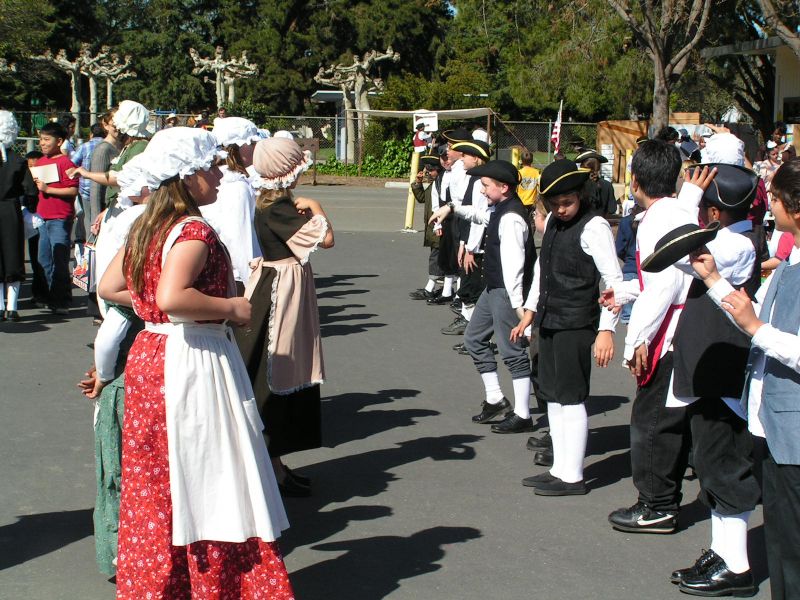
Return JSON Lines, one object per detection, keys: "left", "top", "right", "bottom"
{"left": 494, "top": 120, "right": 598, "bottom": 168}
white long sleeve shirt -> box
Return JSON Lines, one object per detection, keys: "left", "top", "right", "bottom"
{"left": 524, "top": 213, "right": 623, "bottom": 332}
{"left": 453, "top": 200, "right": 529, "bottom": 307}
{"left": 612, "top": 183, "right": 703, "bottom": 361}
{"left": 464, "top": 181, "right": 488, "bottom": 254}
{"left": 705, "top": 245, "right": 800, "bottom": 438}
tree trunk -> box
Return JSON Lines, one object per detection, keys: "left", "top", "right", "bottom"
{"left": 227, "top": 81, "right": 235, "bottom": 104}
{"left": 215, "top": 71, "right": 224, "bottom": 108}
{"left": 89, "top": 76, "right": 98, "bottom": 125}
{"left": 106, "top": 78, "right": 113, "bottom": 109}
{"left": 69, "top": 70, "right": 82, "bottom": 129}
{"left": 651, "top": 69, "right": 670, "bottom": 133}
{"left": 342, "top": 88, "right": 355, "bottom": 162}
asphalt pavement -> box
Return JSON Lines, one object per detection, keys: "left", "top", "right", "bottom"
{"left": 0, "top": 183, "right": 769, "bottom": 599}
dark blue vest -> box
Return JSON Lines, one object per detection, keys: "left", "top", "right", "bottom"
{"left": 484, "top": 195, "right": 535, "bottom": 299}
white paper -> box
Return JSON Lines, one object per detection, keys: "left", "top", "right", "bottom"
{"left": 29, "top": 163, "right": 59, "bottom": 184}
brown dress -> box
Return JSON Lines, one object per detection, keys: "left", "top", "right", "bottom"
{"left": 236, "top": 196, "right": 327, "bottom": 458}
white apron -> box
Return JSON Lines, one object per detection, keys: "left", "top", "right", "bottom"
{"left": 153, "top": 217, "right": 288, "bottom": 546}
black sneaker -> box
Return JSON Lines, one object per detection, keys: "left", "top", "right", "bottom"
{"left": 608, "top": 501, "right": 677, "bottom": 534}
{"left": 679, "top": 557, "right": 756, "bottom": 597}
{"left": 441, "top": 315, "right": 468, "bottom": 335}
{"left": 526, "top": 432, "right": 552, "bottom": 451}
{"left": 534, "top": 477, "right": 587, "bottom": 496}
{"left": 471, "top": 398, "right": 510, "bottom": 424}
{"left": 491, "top": 412, "right": 535, "bottom": 434}
{"left": 521, "top": 471, "right": 557, "bottom": 488}
{"left": 670, "top": 549, "right": 722, "bottom": 584}
{"left": 409, "top": 288, "right": 438, "bottom": 301}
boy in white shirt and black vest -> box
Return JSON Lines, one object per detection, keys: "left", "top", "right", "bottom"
{"left": 664, "top": 164, "right": 762, "bottom": 596}
{"left": 691, "top": 158, "right": 800, "bottom": 600}
{"left": 512, "top": 159, "right": 622, "bottom": 496}
{"left": 429, "top": 160, "right": 536, "bottom": 434}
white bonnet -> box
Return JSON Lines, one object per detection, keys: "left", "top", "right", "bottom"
{"left": 114, "top": 100, "right": 151, "bottom": 138}
{"left": 0, "top": 110, "right": 18, "bottom": 162}
{"left": 273, "top": 130, "right": 294, "bottom": 140}
{"left": 117, "top": 127, "right": 226, "bottom": 199}
{"left": 701, "top": 133, "right": 745, "bottom": 166}
{"left": 212, "top": 116, "right": 260, "bottom": 147}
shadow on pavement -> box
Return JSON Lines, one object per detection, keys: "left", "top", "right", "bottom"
{"left": 584, "top": 449, "right": 631, "bottom": 491}
{"left": 322, "top": 389, "right": 438, "bottom": 448}
{"left": 587, "top": 394, "right": 629, "bottom": 417}
{"left": 0, "top": 508, "right": 93, "bottom": 570}
{"left": 315, "top": 273, "right": 379, "bottom": 289}
{"left": 289, "top": 526, "right": 482, "bottom": 600}
{"left": 587, "top": 423, "right": 630, "bottom": 457}
{"left": 280, "top": 434, "right": 482, "bottom": 555}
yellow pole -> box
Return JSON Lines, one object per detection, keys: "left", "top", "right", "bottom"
{"left": 403, "top": 151, "right": 420, "bottom": 231}
{"left": 511, "top": 146, "right": 521, "bottom": 169}
{"left": 624, "top": 148, "right": 633, "bottom": 201}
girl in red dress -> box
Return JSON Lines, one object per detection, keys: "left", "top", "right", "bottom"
{"left": 99, "top": 127, "right": 294, "bottom": 599}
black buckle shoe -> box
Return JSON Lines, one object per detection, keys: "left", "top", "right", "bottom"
{"left": 490, "top": 412, "right": 534, "bottom": 434}
{"left": 533, "top": 448, "right": 553, "bottom": 466}
{"left": 608, "top": 501, "right": 677, "bottom": 534}
{"left": 278, "top": 474, "right": 312, "bottom": 497}
{"left": 471, "top": 398, "right": 510, "bottom": 424}
{"left": 409, "top": 288, "right": 438, "bottom": 301}
{"left": 678, "top": 558, "right": 756, "bottom": 597}
{"left": 533, "top": 476, "right": 587, "bottom": 496}
{"left": 427, "top": 294, "right": 454, "bottom": 305}
{"left": 671, "top": 549, "right": 722, "bottom": 584}
{"left": 526, "top": 432, "right": 552, "bottom": 451}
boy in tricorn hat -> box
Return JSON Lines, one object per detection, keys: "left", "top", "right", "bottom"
{"left": 512, "top": 159, "right": 623, "bottom": 496}
{"left": 429, "top": 160, "right": 536, "bottom": 433}
{"left": 690, "top": 158, "right": 800, "bottom": 600}
{"left": 665, "top": 164, "right": 762, "bottom": 596}
{"left": 409, "top": 151, "right": 447, "bottom": 301}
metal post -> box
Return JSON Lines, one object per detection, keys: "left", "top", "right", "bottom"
{"left": 402, "top": 151, "right": 420, "bottom": 232}
{"left": 547, "top": 119, "right": 552, "bottom": 164}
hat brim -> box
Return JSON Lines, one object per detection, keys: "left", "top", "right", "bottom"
{"left": 451, "top": 141, "right": 490, "bottom": 161}
{"left": 641, "top": 221, "right": 721, "bottom": 273}
{"left": 575, "top": 151, "right": 608, "bottom": 164}
{"left": 539, "top": 169, "right": 591, "bottom": 196}
{"left": 442, "top": 129, "right": 471, "bottom": 143}
{"left": 467, "top": 162, "right": 520, "bottom": 187}
{"left": 420, "top": 156, "right": 440, "bottom": 168}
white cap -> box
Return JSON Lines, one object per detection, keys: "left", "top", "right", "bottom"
{"left": 701, "top": 133, "right": 745, "bottom": 166}
{"left": 212, "top": 116, "right": 260, "bottom": 147}
{"left": 114, "top": 100, "right": 150, "bottom": 138}
{"left": 0, "top": 110, "right": 18, "bottom": 161}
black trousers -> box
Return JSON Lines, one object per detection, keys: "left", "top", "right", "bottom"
{"left": 630, "top": 352, "right": 692, "bottom": 512}
{"left": 456, "top": 253, "right": 484, "bottom": 305}
{"left": 687, "top": 398, "right": 760, "bottom": 515}
{"left": 763, "top": 454, "right": 800, "bottom": 600}
{"left": 537, "top": 327, "right": 595, "bottom": 405}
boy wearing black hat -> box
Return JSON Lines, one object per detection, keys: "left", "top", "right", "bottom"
{"left": 663, "top": 164, "right": 762, "bottom": 596}
{"left": 605, "top": 142, "right": 715, "bottom": 533}
{"left": 440, "top": 139, "right": 491, "bottom": 337}
{"left": 429, "top": 160, "right": 536, "bottom": 434}
{"left": 409, "top": 153, "right": 446, "bottom": 301}
{"left": 691, "top": 158, "right": 800, "bottom": 600}
{"left": 512, "top": 159, "right": 623, "bottom": 496}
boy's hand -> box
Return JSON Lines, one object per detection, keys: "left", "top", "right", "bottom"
{"left": 721, "top": 288, "right": 764, "bottom": 337}
{"left": 510, "top": 309, "right": 534, "bottom": 343}
{"left": 689, "top": 251, "right": 721, "bottom": 286}
{"left": 65, "top": 166, "right": 82, "bottom": 179}
{"left": 77, "top": 366, "right": 107, "bottom": 400}
{"left": 463, "top": 251, "right": 476, "bottom": 274}
{"left": 415, "top": 170, "right": 424, "bottom": 183}
{"left": 685, "top": 165, "right": 718, "bottom": 191}
{"left": 33, "top": 178, "right": 47, "bottom": 193}
{"left": 594, "top": 330, "right": 614, "bottom": 368}
{"left": 629, "top": 343, "right": 648, "bottom": 377}
{"left": 457, "top": 244, "right": 465, "bottom": 267}
{"left": 599, "top": 288, "right": 621, "bottom": 313}
{"left": 429, "top": 204, "right": 452, "bottom": 225}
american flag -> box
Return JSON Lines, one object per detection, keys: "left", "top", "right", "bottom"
{"left": 550, "top": 100, "right": 563, "bottom": 154}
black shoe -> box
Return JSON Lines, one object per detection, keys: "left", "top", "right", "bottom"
{"left": 6, "top": 311, "right": 19, "bottom": 322}
{"left": 450, "top": 304, "right": 463, "bottom": 316}
{"left": 278, "top": 475, "right": 311, "bottom": 497}
{"left": 679, "top": 558, "right": 756, "bottom": 597}
{"left": 526, "top": 432, "right": 552, "bottom": 451}
{"left": 608, "top": 501, "right": 677, "bottom": 534}
{"left": 409, "top": 288, "right": 438, "bottom": 301}
{"left": 533, "top": 448, "right": 553, "bottom": 466}
{"left": 449, "top": 298, "right": 462, "bottom": 311}
{"left": 441, "top": 315, "right": 467, "bottom": 335}
{"left": 534, "top": 477, "right": 587, "bottom": 496}
{"left": 284, "top": 466, "right": 311, "bottom": 487}
{"left": 427, "top": 294, "right": 454, "bottom": 305}
{"left": 0, "top": 311, "right": 5, "bottom": 322}
{"left": 521, "top": 471, "right": 557, "bottom": 488}
{"left": 471, "top": 398, "right": 510, "bottom": 424}
{"left": 491, "top": 412, "right": 535, "bottom": 434}
{"left": 671, "top": 549, "right": 723, "bottom": 584}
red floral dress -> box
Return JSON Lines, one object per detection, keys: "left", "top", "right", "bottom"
{"left": 117, "top": 219, "right": 295, "bottom": 599}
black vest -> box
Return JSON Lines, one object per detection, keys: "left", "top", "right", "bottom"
{"left": 534, "top": 209, "right": 601, "bottom": 330}
{"left": 484, "top": 194, "right": 535, "bottom": 299}
{"left": 672, "top": 228, "right": 760, "bottom": 398}
{"left": 458, "top": 176, "right": 478, "bottom": 243}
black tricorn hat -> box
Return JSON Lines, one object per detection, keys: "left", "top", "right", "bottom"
{"left": 640, "top": 221, "right": 721, "bottom": 273}
{"left": 442, "top": 128, "right": 472, "bottom": 143}
{"left": 575, "top": 149, "right": 608, "bottom": 164}
{"left": 419, "top": 154, "right": 440, "bottom": 169}
{"left": 636, "top": 135, "right": 648, "bottom": 145}
{"left": 467, "top": 160, "right": 521, "bottom": 187}
{"left": 451, "top": 139, "right": 491, "bottom": 161}
{"left": 692, "top": 163, "right": 759, "bottom": 212}
{"left": 538, "top": 159, "right": 591, "bottom": 197}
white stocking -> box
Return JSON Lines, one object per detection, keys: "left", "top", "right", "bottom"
{"left": 717, "top": 511, "right": 751, "bottom": 574}
{"left": 559, "top": 403, "right": 588, "bottom": 483}
{"left": 0, "top": 283, "right": 5, "bottom": 311}
{"left": 424, "top": 278, "right": 436, "bottom": 293}
{"left": 6, "top": 281, "right": 19, "bottom": 311}
{"left": 443, "top": 276, "right": 454, "bottom": 298}
{"left": 547, "top": 402, "right": 564, "bottom": 479}
{"left": 480, "top": 372, "right": 504, "bottom": 404}
{"left": 512, "top": 377, "right": 531, "bottom": 419}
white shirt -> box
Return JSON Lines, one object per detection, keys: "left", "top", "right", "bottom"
{"left": 454, "top": 200, "right": 529, "bottom": 308}
{"left": 524, "top": 213, "right": 623, "bottom": 332}
{"left": 94, "top": 307, "right": 132, "bottom": 383}
{"left": 665, "top": 220, "right": 756, "bottom": 411}
{"left": 706, "top": 245, "right": 800, "bottom": 438}
{"left": 464, "top": 180, "right": 488, "bottom": 254}
{"left": 94, "top": 203, "right": 147, "bottom": 298}
{"left": 448, "top": 160, "right": 469, "bottom": 207}
{"left": 612, "top": 184, "right": 703, "bottom": 361}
